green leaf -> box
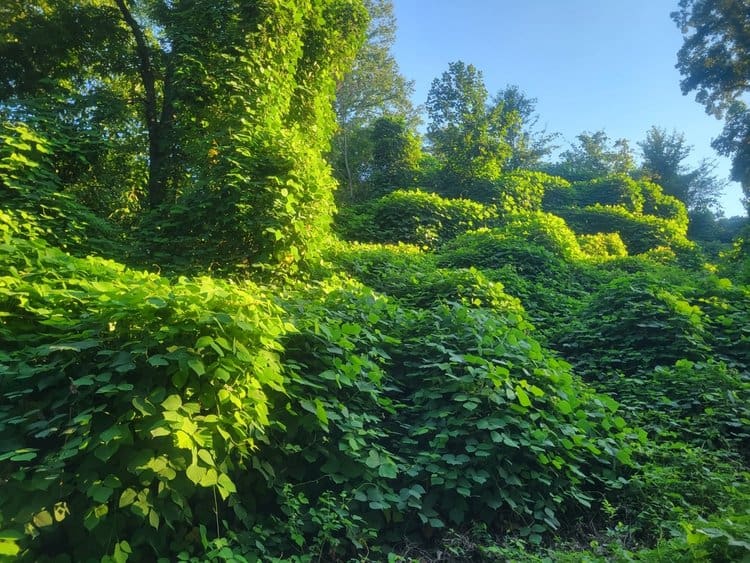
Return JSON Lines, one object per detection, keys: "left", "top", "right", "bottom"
{"left": 187, "top": 358, "right": 205, "bottom": 376}
{"left": 148, "top": 509, "right": 160, "bottom": 530}
{"left": 148, "top": 355, "right": 169, "bottom": 367}
{"left": 112, "top": 541, "right": 132, "bottom": 563}
{"left": 146, "top": 297, "right": 167, "bottom": 308}
{"left": 119, "top": 488, "right": 137, "bottom": 508}
{"left": 186, "top": 464, "right": 206, "bottom": 485}
{"left": 216, "top": 474, "right": 237, "bottom": 500}
{"left": 378, "top": 461, "right": 398, "bottom": 479}
{"left": 365, "top": 449, "right": 380, "bottom": 468}
{"left": 0, "top": 540, "right": 20, "bottom": 557}
{"left": 197, "top": 449, "right": 213, "bottom": 466}
{"left": 32, "top": 511, "right": 53, "bottom": 528}
{"left": 9, "top": 451, "right": 37, "bottom": 462}
{"left": 0, "top": 530, "right": 24, "bottom": 541}
{"left": 528, "top": 385, "right": 545, "bottom": 397}
{"left": 515, "top": 386, "right": 531, "bottom": 407}
{"left": 83, "top": 505, "right": 108, "bottom": 531}
{"left": 200, "top": 468, "right": 218, "bottom": 487}
{"left": 161, "top": 395, "right": 182, "bottom": 411}
{"left": 557, "top": 400, "right": 572, "bottom": 415}
{"left": 314, "top": 398, "right": 329, "bottom": 427}
{"left": 89, "top": 483, "right": 114, "bottom": 503}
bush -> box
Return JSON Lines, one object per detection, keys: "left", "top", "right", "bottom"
{"left": 557, "top": 274, "right": 710, "bottom": 378}
{"left": 387, "top": 302, "right": 637, "bottom": 539}
{"left": 241, "top": 279, "right": 638, "bottom": 552}
{"left": 572, "top": 175, "right": 645, "bottom": 212}
{"left": 640, "top": 180, "right": 688, "bottom": 226}
{"left": 438, "top": 228, "right": 573, "bottom": 279}
{"left": 0, "top": 121, "right": 120, "bottom": 257}
{"left": 494, "top": 212, "right": 583, "bottom": 261}
{"left": 691, "top": 277, "right": 750, "bottom": 374}
{"left": 600, "top": 360, "right": 750, "bottom": 457}
{"left": 471, "top": 171, "right": 570, "bottom": 212}
{"left": 329, "top": 242, "right": 525, "bottom": 314}
{"left": 557, "top": 205, "right": 690, "bottom": 254}
{"left": 542, "top": 180, "right": 575, "bottom": 211}
{"left": 0, "top": 216, "right": 290, "bottom": 560}
{"left": 621, "top": 441, "right": 750, "bottom": 542}
{"left": 334, "top": 189, "right": 497, "bottom": 247}
{"left": 578, "top": 232, "right": 629, "bottom": 259}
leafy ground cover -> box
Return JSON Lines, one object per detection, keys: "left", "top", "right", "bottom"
{"left": 3, "top": 178, "right": 749, "bottom": 560}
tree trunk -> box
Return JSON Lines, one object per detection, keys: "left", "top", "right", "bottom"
{"left": 113, "top": 0, "right": 168, "bottom": 209}
{"left": 342, "top": 127, "right": 354, "bottom": 200}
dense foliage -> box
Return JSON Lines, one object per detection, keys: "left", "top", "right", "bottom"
{"left": 673, "top": 0, "right": 750, "bottom": 199}
{"left": 1, "top": 2, "right": 749, "bottom": 562}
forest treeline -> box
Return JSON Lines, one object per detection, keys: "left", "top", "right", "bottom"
{"left": 0, "top": 0, "right": 749, "bottom": 561}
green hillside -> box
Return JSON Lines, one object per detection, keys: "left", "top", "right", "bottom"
{"left": 1, "top": 1, "right": 749, "bottom": 561}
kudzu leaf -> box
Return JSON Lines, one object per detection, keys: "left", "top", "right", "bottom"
{"left": 32, "top": 511, "right": 53, "bottom": 528}
{"left": 9, "top": 451, "right": 37, "bottom": 462}
{"left": 161, "top": 395, "right": 182, "bottom": 411}
{"left": 197, "top": 449, "right": 213, "bottom": 466}
{"left": 217, "top": 474, "right": 237, "bottom": 500}
{"left": 187, "top": 358, "right": 205, "bottom": 376}
{"left": 516, "top": 386, "right": 531, "bottom": 407}
{"left": 148, "top": 509, "right": 160, "bottom": 530}
{"left": 186, "top": 464, "right": 206, "bottom": 484}
{"left": 147, "top": 355, "right": 169, "bottom": 367}
{"left": 378, "top": 461, "right": 398, "bottom": 479}
{"left": 119, "top": 489, "right": 137, "bottom": 508}
{"left": 0, "top": 530, "right": 24, "bottom": 541}
{"left": 0, "top": 540, "right": 20, "bottom": 557}
{"left": 557, "top": 400, "right": 572, "bottom": 414}
{"left": 200, "top": 468, "right": 218, "bottom": 487}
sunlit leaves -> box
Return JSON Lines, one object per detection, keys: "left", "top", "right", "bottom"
{"left": 0, "top": 224, "right": 290, "bottom": 559}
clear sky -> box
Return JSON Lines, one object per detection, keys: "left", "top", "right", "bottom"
{"left": 390, "top": 0, "right": 747, "bottom": 217}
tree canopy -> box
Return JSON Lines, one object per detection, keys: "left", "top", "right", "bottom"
{"left": 548, "top": 130, "right": 635, "bottom": 182}
{"left": 638, "top": 125, "right": 726, "bottom": 212}
{"left": 673, "top": 0, "right": 750, "bottom": 202}
{"left": 0, "top": 0, "right": 368, "bottom": 270}
{"left": 425, "top": 61, "right": 515, "bottom": 196}
{"left": 330, "top": 0, "right": 416, "bottom": 200}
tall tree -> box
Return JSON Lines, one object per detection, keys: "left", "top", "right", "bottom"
{"left": 550, "top": 130, "right": 635, "bottom": 182}
{"left": 367, "top": 115, "right": 421, "bottom": 198}
{"left": 639, "top": 126, "right": 726, "bottom": 212}
{"left": 332, "top": 0, "right": 416, "bottom": 198}
{"left": 673, "top": 0, "right": 750, "bottom": 206}
{"left": 426, "top": 61, "right": 515, "bottom": 196}
{"left": 0, "top": 0, "right": 368, "bottom": 268}
{"left": 492, "top": 85, "right": 559, "bottom": 170}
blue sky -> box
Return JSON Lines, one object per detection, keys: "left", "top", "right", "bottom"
{"left": 390, "top": 0, "right": 746, "bottom": 216}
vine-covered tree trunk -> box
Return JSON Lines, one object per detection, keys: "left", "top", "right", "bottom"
{"left": 113, "top": 0, "right": 173, "bottom": 208}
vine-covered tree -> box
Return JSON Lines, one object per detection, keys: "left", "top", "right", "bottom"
{"left": 426, "top": 61, "right": 515, "bottom": 196}
{"left": 331, "top": 0, "right": 416, "bottom": 199}
{"left": 0, "top": 0, "right": 368, "bottom": 268}
{"left": 549, "top": 130, "right": 635, "bottom": 182}
{"left": 638, "top": 126, "right": 726, "bottom": 212}
{"left": 673, "top": 0, "right": 750, "bottom": 205}
{"left": 366, "top": 115, "right": 421, "bottom": 198}
{"left": 492, "top": 85, "right": 559, "bottom": 170}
